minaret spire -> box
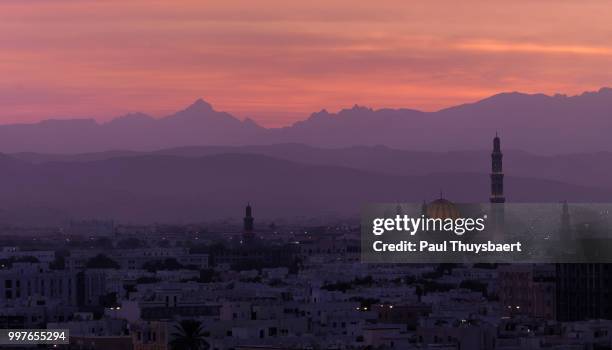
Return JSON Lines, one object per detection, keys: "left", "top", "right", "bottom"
{"left": 243, "top": 202, "right": 254, "bottom": 234}
{"left": 560, "top": 200, "right": 572, "bottom": 241}
{"left": 490, "top": 134, "right": 505, "bottom": 203}
{"left": 490, "top": 133, "right": 505, "bottom": 232}
{"left": 421, "top": 200, "right": 428, "bottom": 218}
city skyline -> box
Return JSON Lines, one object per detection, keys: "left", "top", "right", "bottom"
{"left": 2, "top": 3, "right": 612, "bottom": 349}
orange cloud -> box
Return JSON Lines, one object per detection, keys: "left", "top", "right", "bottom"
{"left": 456, "top": 40, "right": 612, "bottom": 56}
{"left": 0, "top": 1, "right": 612, "bottom": 127}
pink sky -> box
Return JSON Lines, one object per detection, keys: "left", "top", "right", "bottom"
{"left": 1, "top": 0, "right": 612, "bottom": 127}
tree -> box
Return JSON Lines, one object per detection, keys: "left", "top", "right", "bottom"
{"left": 50, "top": 249, "right": 69, "bottom": 270}
{"left": 99, "top": 292, "right": 118, "bottom": 308}
{"left": 85, "top": 254, "right": 120, "bottom": 269}
{"left": 170, "top": 320, "right": 209, "bottom": 350}
{"left": 94, "top": 237, "right": 114, "bottom": 249}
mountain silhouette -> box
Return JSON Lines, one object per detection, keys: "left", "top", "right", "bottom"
{"left": 0, "top": 99, "right": 267, "bottom": 153}
{"left": 276, "top": 88, "right": 612, "bottom": 153}
{"left": 1, "top": 151, "right": 612, "bottom": 225}
{"left": 13, "top": 144, "right": 612, "bottom": 191}
{"left": 1, "top": 88, "right": 612, "bottom": 153}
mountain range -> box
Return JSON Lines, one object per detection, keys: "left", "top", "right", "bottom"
{"left": 2, "top": 88, "right": 612, "bottom": 154}
{"left": 2, "top": 88, "right": 612, "bottom": 224}
{"left": 3, "top": 144, "right": 612, "bottom": 225}
{"left": 11, "top": 144, "right": 612, "bottom": 190}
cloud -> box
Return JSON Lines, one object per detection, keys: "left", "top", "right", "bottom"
{"left": 1, "top": 1, "right": 612, "bottom": 126}
{"left": 456, "top": 40, "right": 612, "bottom": 56}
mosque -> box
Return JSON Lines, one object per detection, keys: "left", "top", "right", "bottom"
{"left": 423, "top": 134, "right": 505, "bottom": 231}
{"left": 242, "top": 134, "right": 508, "bottom": 234}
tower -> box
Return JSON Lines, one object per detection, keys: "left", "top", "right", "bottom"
{"left": 560, "top": 201, "right": 572, "bottom": 241}
{"left": 395, "top": 204, "right": 403, "bottom": 216}
{"left": 243, "top": 203, "right": 254, "bottom": 234}
{"left": 420, "top": 200, "right": 428, "bottom": 218}
{"left": 490, "top": 133, "right": 505, "bottom": 231}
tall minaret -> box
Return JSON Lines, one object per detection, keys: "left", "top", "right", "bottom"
{"left": 421, "top": 200, "right": 428, "bottom": 218}
{"left": 490, "top": 133, "right": 505, "bottom": 231}
{"left": 560, "top": 201, "right": 572, "bottom": 241}
{"left": 243, "top": 203, "right": 254, "bottom": 234}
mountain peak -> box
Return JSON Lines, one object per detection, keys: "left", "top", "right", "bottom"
{"left": 185, "top": 98, "right": 214, "bottom": 113}
{"left": 337, "top": 104, "right": 373, "bottom": 116}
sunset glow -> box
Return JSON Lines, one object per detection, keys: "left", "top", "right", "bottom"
{"left": 1, "top": 0, "right": 612, "bottom": 127}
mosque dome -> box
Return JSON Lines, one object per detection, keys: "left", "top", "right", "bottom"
{"left": 426, "top": 198, "right": 460, "bottom": 219}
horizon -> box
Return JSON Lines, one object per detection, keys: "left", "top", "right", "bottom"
{"left": 1, "top": 86, "right": 611, "bottom": 129}
{"left": 3, "top": 1, "right": 612, "bottom": 127}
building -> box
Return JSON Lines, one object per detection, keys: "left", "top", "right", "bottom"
{"left": 560, "top": 201, "right": 573, "bottom": 242}
{"left": 490, "top": 133, "right": 505, "bottom": 232}
{"left": 420, "top": 134, "right": 505, "bottom": 228}
{"left": 498, "top": 264, "right": 556, "bottom": 319}
{"left": 556, "top": 263, "right": 612, "bottom": 321}
{"left": 66, "top": 248, "right": 208, "bottom": 271}
{"left": 244, "top": 203, "right": 254, "bottom": 234}
{"left": 0, "top": 247, "right": 55, "bottom": 264}
{"left": 0, "top": 263, "right": 78, "bottom": 307}
{"left": 555, "top": 200, "right": 612, "bottom": 321}
{"left": 131, "top": 320, "right": 170, "bottom": 350}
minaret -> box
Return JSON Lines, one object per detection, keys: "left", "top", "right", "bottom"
{"left": 560, "top": 201, "right": 572, "bottom": 241}
{"left": 243, "top": 203, "right": 254, "bottom": 234}
{"left": 490, "top": 133, "right": 505, "bottom": 231}
{"left": 395, "top": 204, "right": 403, "bottom": 216}
{"left": 421, "top": 200, "right": 428, "bottom": 218}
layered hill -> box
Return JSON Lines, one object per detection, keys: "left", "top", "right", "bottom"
{"left": 1, "top": 151, "right": 612, "bottom": 225}
{"left": 2, "top": 88, "right": 612, "bottom": 154}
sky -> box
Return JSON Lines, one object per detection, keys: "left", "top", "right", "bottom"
{"left": 1, "top": 0, "right": 612, "bottom": 127}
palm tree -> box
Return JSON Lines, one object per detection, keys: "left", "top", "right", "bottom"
{"left": 170, "top": 319, "right": 209, "bottom": 350}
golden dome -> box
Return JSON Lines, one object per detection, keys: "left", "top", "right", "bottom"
{"left": 426, "top": 198, "right": 460, "bottom": 219}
